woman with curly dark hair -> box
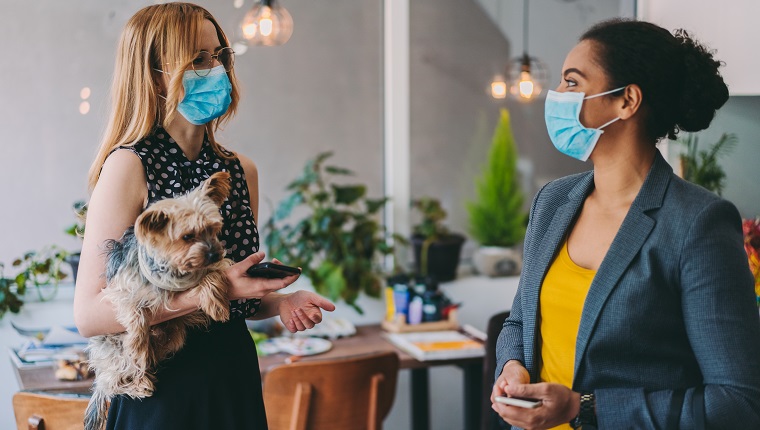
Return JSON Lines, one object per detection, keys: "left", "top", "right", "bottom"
{"left": 491, "top": 19, "right": 760, "bottom": 430}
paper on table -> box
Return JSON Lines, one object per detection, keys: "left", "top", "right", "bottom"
{"left": 41, "top": 326, "right": 88, "bottom": 346}
{"left": 384, "top": 330, "right": 485, "bottom": 361}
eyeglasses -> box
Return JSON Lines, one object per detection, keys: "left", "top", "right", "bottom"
{"left": 190, "top": 47, "right": 235, "bottom": 77}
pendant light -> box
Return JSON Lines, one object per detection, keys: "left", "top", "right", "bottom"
{"left": 490, "top": 0, "right": 549, "bottom": 101}
{"left": 241, "top": 0, "right": 293, "bottom": 46}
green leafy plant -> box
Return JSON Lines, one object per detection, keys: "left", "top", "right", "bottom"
{"left": 64, "top": 200, "right": 87, "bottom": 239}
{"left": 411, "top": 197, "right": 465, "bottom": 281}
{"left": 264, "top": 152, "right": 403, "bottom": 313}
{"left": 412, "top": 197, "right": 450, "bottom": 240}
{"left": 0, "top": 246, "right": 69, "bottom": 319}
{"left": 467, "top": 108, "right": 526, "bottom": 247}
{"left": 0, "top": 264, "right": 24, "bottom": 319}
{"left": 12, "top": 246, "right": 69, "bottom": 300}
{"left": 678, "top": 133, "right": 737, "bottom": 196}
{"left": 63, "top": 200, "right": 87, "bottom": 283}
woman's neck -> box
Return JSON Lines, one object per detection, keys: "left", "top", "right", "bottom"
{"left": 163, "top": 118, "right": 206, "bottom": 161}
{"left": 589, "top": 133, "right": 657, "bottom": 209}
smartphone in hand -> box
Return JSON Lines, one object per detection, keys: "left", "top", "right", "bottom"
{"left": 494, "top": 396, "right": 542, "bottom": 409}
{"left": 246, "top": 262, "right": 301, "bottom": 279}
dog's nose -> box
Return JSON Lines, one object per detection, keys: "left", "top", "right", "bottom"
{"left": 207, "top": 251, "right": 220, "bottom": 263}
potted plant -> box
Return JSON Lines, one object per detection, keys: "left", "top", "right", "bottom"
{"left": 264, "top": 152, "right": 403, "bottom": 313}
{"left": 0, "top": 264, "right": 24, "bottom": 319}
{"left": 411, "top": 198, "right": 465, "bottom": 282}
{"left": 0, "top": 246, "right": 70, "bottom": 319}
{"left": 64, "top": 200, "right": 87, "bottom": 283}
{"left": 678, "top": 133, "right": 737, "bottom": 196}
{"left": 467, "top": 109, "right": 526, "bottom": 277}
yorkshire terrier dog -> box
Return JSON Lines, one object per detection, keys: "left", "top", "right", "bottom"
{"left": 84, "top": 171, "right": 234, "bottom": 430}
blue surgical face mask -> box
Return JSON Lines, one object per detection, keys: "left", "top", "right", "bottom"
{"left": 155, "top": 65, "right": 232, "bottom": 125}
{"left": 544, "top": 87, "right": 625, "bottom": 161}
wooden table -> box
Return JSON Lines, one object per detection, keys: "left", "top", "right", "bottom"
{"left": 14, "top": 324, "right": 484, "bottom": 430}
{"left": 260, "top": 325, "right": 485, "bottom": 430}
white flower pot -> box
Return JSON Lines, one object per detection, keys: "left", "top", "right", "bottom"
{"left": 473, "top": 246, "right": 522, "bottom": 277}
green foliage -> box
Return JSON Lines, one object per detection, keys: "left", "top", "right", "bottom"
{"left": 411, "top": 197, "right": 461, "bottom": 277}
{"left": 411, "top": 198, "right": 449, "bottom": 240}
{"left": 467, "top": 109, "right": 526, "bottom": 247}
{"left": 64, "top": 200, "right": 87, "bottom": 239}
{"left": 264, "top": 152, "right": 403, "bottom": 314}
{"left": 0, "top": 265, "right": 24, "bottom": 319}
{"left": 678, "top": 133, "right": 737, "bottom": 196}
{"left": 0, "top": 246, "right": 69, "bottom": 319}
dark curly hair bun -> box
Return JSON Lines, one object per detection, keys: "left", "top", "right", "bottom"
{"left": 581, "top": 19, "right": 729, "bottom": 142}
{"left": 674, "top": 29, "right": 729, "bottom": 133}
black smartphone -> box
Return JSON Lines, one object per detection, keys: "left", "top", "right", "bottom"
{"left": 246, "top": 262, "right": 301, "bottom": 279}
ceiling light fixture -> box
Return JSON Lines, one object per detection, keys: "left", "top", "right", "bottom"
{"left": 491, "top": 0, "right": 549, "bottom": 101}
{"left": 240, "top": 0, "right": 293, "bottom": 46}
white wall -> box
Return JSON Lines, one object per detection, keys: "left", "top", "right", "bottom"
{"left": 638, "top": 0, "right": 760, "bottom": 96}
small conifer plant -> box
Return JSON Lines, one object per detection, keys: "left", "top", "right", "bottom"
{"left": 467, "top": 109, "right": 526, "bottom": 247}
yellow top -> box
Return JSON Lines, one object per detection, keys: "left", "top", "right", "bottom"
{"left": 539, "top": 241, "right": 596, "bottom": 430}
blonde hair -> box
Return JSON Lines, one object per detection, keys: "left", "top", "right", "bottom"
{"left": 88, "top": 2, "right": 239, "bottom": 192}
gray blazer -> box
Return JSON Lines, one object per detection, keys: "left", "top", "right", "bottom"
{"left": 496, "top": 152, "right": 760, "bottom": 429}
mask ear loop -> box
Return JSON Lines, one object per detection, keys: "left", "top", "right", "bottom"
{"left": 584, "top": 86, "right": 627, "bottom": 100}
{"left": 153, "top": 68, "right": 168, "bottom": 127}
{"left": 585, "top": 86, "right": 626, "bottom": 130}
{"left": 597, "top": 116, "right": 621, "bottom": 130}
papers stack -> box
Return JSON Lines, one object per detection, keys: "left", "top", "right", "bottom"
{"left": 383, "top": 330, "right": 484, "bottom": 361}
{"left": 8, "top": 325, "right": 87, "bottom": 369}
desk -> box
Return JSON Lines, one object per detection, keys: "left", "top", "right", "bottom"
{"left": 9, "top": 275, "right": 521, "bottom": 430}
{"left": 15, "top": 324, "right": 483, "bottom": 430}
{"left": 260, "top": 325, "right": 484, "bottom": 430}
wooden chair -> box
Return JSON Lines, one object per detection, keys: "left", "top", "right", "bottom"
{"left": 263, "top": 351, "right": 400, "bottom": 430}
{"left": 12, "top": 392, "right": 89, "bottom": 430}
{"left": 481, "top": 311, "right": 511, "bottom": 430}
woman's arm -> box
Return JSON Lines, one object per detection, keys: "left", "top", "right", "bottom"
{"left": 494, "top": 182, "right": 547, "bottom": 379}
{"left": 75, "top": 151, "right": 296, "bottom": 338}
{"left": 593, "top": 199, "right": 760, "bottom": 429}
{"left": 74, "top": 151, "right": 203, "bottom": 337}
{"left": 236, "top": 154, "right": 335, "bottom": 331}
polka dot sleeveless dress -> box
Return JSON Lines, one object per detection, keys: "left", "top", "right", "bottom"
{"left": 105, "top": 126, "right": 268, "bottom": 429}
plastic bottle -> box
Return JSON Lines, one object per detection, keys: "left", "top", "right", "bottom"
{"left": 422, "top": 286, "right": 442, "bottom": 322}
{"left": 384, "top": 286, "right": 396, "bottom": 321}
{"left": 408, "top": 296, "right": 423, "bottom": 325}
{"left": 393, "top": 283, "right": 409, "bottom": 319}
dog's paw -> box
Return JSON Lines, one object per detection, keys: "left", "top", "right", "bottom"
{"left": 124, "top": 381, "right": 154, "bottom": 399}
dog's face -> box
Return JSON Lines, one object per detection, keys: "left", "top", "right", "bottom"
{"left": 134, "top": 171, "right": 232, "bottom": 273}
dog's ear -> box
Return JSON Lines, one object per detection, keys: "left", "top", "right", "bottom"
{"left": 135, "top": 209, "right": 170, "bottom": 241}
{"left": 201, "top": 171, "right": 232, "bottom": 207}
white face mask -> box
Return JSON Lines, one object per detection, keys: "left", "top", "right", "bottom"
{"left": 544, "top": 87, "right": 625, "bottom": 161}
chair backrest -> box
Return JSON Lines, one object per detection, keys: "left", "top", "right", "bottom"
{"left": 12, "top": 392, "right": 89, "bottom": 430}
{"left": 481, "top": 311, "right": 511, "bottom": 430}
{"left": 263, "top": 351, "right": 400, "bottom": 430}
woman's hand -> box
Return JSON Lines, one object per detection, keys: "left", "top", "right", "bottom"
{"left": 492, "top": 382, "right": 580, "bottom": 430}
{"left": 225, "top": 251, "right": 297, "bottom": 300}
{"left": 278, "top": 290, "right": 336, "bottom": 333}
{"left": 491, "top": 360, "right": 531, "bottom": 402}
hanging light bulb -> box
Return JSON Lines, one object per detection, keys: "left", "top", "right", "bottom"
{"left": 490, "top": 0, "right": 549, "bottom": 102}
{"left": 490, "top": 74, "right": 508, "bottom": 99}
{"left": 509, "top": 53, "right": 548, "bottom": 101}
{"left": 241, "top": 0, "right": 293, "bottom": 46}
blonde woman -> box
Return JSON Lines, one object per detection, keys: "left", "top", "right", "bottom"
{"left": 74, "top": 3, "right": 335, "bottom": 428}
